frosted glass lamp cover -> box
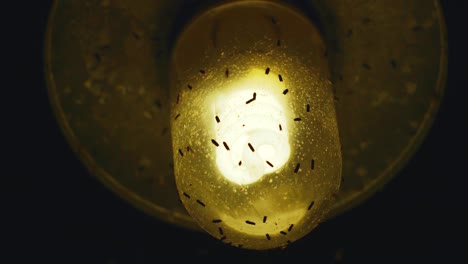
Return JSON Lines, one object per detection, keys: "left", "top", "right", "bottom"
{"left": 170, "top": 1, "right": 342, "bottom": 250}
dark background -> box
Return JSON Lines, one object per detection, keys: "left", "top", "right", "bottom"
{"left": 6, "top": 0, "right": 467, "bottom": 263}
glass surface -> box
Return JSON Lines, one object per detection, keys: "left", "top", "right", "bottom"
{"left": 170, "top": 1, "right": 341, "bottom": 249}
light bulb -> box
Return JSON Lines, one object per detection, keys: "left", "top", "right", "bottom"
{"left": 169, "top": 1, "right": 341, "bottom": 249}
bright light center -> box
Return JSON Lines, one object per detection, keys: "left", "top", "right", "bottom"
{"left": 213, "top": 71, "right": 291, "bottom": 185}
{"left": 258, "top": 145, "right": 276, "bottom": 160}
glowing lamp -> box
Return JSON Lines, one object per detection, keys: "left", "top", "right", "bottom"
{"left": 45, "top": 0, "right": 447, "bottom": 252}
{"left": 170, "top": 1, "right": 341, "bottom": 249}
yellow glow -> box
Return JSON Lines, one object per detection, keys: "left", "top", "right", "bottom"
{"left": 170, "top": 0, "right": 342, "bottom": 250}
{"left": 212, "top": 69, "right": 291, "bottom": 185}
{"left": 220, "top": 207, "right": 306, "bottom": 236}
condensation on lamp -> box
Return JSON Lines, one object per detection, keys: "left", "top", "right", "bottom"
{"left": 170, "top": 1, "right": 341, "bottom": 250}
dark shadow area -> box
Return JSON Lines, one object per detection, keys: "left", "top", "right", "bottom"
{"left": 6, "top": 0, "right": 467, "bottom": 263}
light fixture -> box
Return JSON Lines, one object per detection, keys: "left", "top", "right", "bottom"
{"left": 44, "top": 0, "right": 447, "bottom": 250}
{"left": 170, "top": 1, "right": 341, "bottom": 248}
